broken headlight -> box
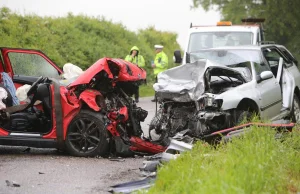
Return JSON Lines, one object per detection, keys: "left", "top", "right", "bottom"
{"left": 203, "top": 97, "right": 223, "bottom": 109}
{"left": 213, "top": 99, "right": 223, "bottom": 108}
{"left": 203, "top": 96, "right": 215, "bottom": 107}
{"left": 207, "top": 97, "right": 213, "bottom": 106}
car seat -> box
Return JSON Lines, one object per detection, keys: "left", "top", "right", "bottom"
{"left": 35, "top": 84, "right": 51, "bottom": 117}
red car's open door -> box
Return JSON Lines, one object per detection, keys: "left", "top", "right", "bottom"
{"left": 0, "top": 47, "right": 62, "bottom": 87}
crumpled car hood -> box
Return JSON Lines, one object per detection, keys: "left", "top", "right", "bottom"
{"left": 153, "top": 59, "right": 247, "bottom": 102}
{"left": 69, "top": 58, "right": 147, "bottom": 88}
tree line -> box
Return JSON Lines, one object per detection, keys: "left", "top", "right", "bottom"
{"left": 0, "top": 7, "right": 181, "bottom": 82}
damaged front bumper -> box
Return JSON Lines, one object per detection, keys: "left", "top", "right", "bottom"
{"left": 197, "top": 111, "right": 230, "bottom": 123}
{"left": 193, "top": 110, "right": 231, "bottom": 136}
{"left": 194, "top": 93, "right": 231, "bottom": 135}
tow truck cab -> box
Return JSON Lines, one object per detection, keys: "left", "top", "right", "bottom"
{"left": 174, "top": 18, "right": 265, "bottom": 64}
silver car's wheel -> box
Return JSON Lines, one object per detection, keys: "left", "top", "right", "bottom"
{"left": 292, "top": 95, "right": 300, "bottom": 123}
{"left": 234, "top": 110, "right": 252, "bottom": 125}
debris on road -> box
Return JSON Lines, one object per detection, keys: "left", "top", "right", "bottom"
{"left": 109, "top": 158, "right": 126, "bottom": 162}
{"left": 109, "top": 176, "right": 156, "bottom": 193}
{"left": 109, "top": 136, "right": 194, "bottom": 193}
{"left": 5, "top": 180, "right": 21, "bottom": 187}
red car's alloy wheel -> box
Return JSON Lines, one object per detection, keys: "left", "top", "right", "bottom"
{"left": 66, "top": 110, "right": 109, "bottom": 157}
{"left": 68, "top": 118, "right": 100, "bottom": 151}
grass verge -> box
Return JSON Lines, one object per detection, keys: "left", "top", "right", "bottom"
{"left": 148, "top": 126, "right": 300, "bottom": 194}
{"left": 139, "top": 83, "right": 155, "bottom": 97}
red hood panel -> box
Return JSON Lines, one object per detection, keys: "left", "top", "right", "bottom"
{"left": 111, "top": 59, "right": 147, "bottom": 81}
{"left": 69, "top": 58, "right": 146, "bottom": 88}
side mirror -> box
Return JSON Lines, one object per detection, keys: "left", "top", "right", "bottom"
{"left": 174, "top": 50, "right": 182, "bottom": 64}
{"left": 257, "top": 71, "right": 274, "bottom": 83}
{"left": 186, "top": 52, "right": 190, "bottom": 63}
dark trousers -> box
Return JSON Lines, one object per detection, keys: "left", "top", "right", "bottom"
{"left": 154, "top": 76, "right": 157, "bottom": 99}
{"left": 134, "top": 85, "right": 139, "bottom": 100}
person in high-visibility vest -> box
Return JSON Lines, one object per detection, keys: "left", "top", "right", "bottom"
{"left": 151, "top": 44, "right": 168, "bottom": 102}
{"left": 125, "top": 46, "right": 145, "bottom": 67}
{"left": 125, "top": 46, "right": 145, "bottom": 103}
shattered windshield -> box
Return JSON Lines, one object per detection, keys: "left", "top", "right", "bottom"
{"left": 190, "top": 49, "right": 264, "bottom": 81}
{"left": 188, "top": 32, "right": 253, "bottom": 52}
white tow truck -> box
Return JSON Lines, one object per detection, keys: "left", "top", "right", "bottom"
{"left": 174, "top": 18, "right": 266, "bottom": 64}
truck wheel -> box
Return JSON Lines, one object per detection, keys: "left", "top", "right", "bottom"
{"left": 291, "top": 94, "right": 300, "bottom": 123}
{"left": 65, "top": 110, "right": 109, "bottom": 157}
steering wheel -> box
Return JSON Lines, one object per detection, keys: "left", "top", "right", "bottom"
{"left": 27, "top": 76, "right": 44, "bottom": 96}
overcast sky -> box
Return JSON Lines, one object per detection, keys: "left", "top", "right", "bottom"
{"left": 0, "top": 0, "right": 220, "bottom": 49}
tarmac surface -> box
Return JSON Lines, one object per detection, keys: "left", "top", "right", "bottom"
{"left": 0, "top": 96, "right": 156, "bottom": 194}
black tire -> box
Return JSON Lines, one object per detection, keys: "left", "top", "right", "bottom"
{"left": 234, "top": 110, "right": 252, "bottom": 125}
{"left": 148, "top": 117, "right": 160, "bottom": 141}
{"left": 148, "top": 110, "right": 163, "bottom": 141}
{"left": 291, "top": 94, "right": 300, "bottom": 123}
{"left": 65, "top": 110, "right": 109, "bottom": 157}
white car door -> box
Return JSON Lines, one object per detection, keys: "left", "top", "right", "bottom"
{"left": 256, "top": 74, "right": 282, "bottom": 119}
{"left": 263, "top": 46, "right": 299, "bottom": 111}
{"left": 254, "top": 51, "right": 282, "bottom": 119}
{"left": 279, "top": 47, "right": 300, "bottom": 108}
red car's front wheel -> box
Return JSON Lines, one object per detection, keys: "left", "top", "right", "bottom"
{"left": 65, "top": 110, "right": 110, "bottom": 157}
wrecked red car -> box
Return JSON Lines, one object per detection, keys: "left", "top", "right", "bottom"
{"left": 0, "top": 48, "right": 165, "bottom": 157}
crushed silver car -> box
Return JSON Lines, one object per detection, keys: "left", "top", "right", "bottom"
{"left": 149, "top": 44, "right": 300, "bottom": 142}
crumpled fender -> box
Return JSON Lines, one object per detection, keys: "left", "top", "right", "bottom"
{"left": 79, "top": 89, "right": 102, "bottom": 111}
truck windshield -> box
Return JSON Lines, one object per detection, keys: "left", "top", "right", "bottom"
{"left": 187, "top": 32, "right": 253, "bottom": 52}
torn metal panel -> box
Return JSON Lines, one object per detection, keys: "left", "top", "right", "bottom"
{"left": 109, "top": 176, "right": 156, "bottom": 193}
{"left": 172, "top": 129, "right": 194, "bottom": 144}
{"left": 160, "top": 152, "right": 180, "bottom": 162}
{"left": 153, "top": 59, "right": 248, "bottom": 102}
{"left": 165, "top": 139, "right": 193, "bottom": 153}
{"left": 140, "top": 160, "right": 161, "bottom": 172}
{"left": 153, "top": 60, "right": 207, "bottom": 102}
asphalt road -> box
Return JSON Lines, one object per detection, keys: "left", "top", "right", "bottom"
{"left": 0, "top": 97, "right": 156, "bottom": 194}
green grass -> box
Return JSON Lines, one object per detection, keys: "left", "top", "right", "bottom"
{"left": 148, "top": 126, "right": 300, "bottom": 194}
{"left": 139, "top": 83, "right": 155, "bottom": 97}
